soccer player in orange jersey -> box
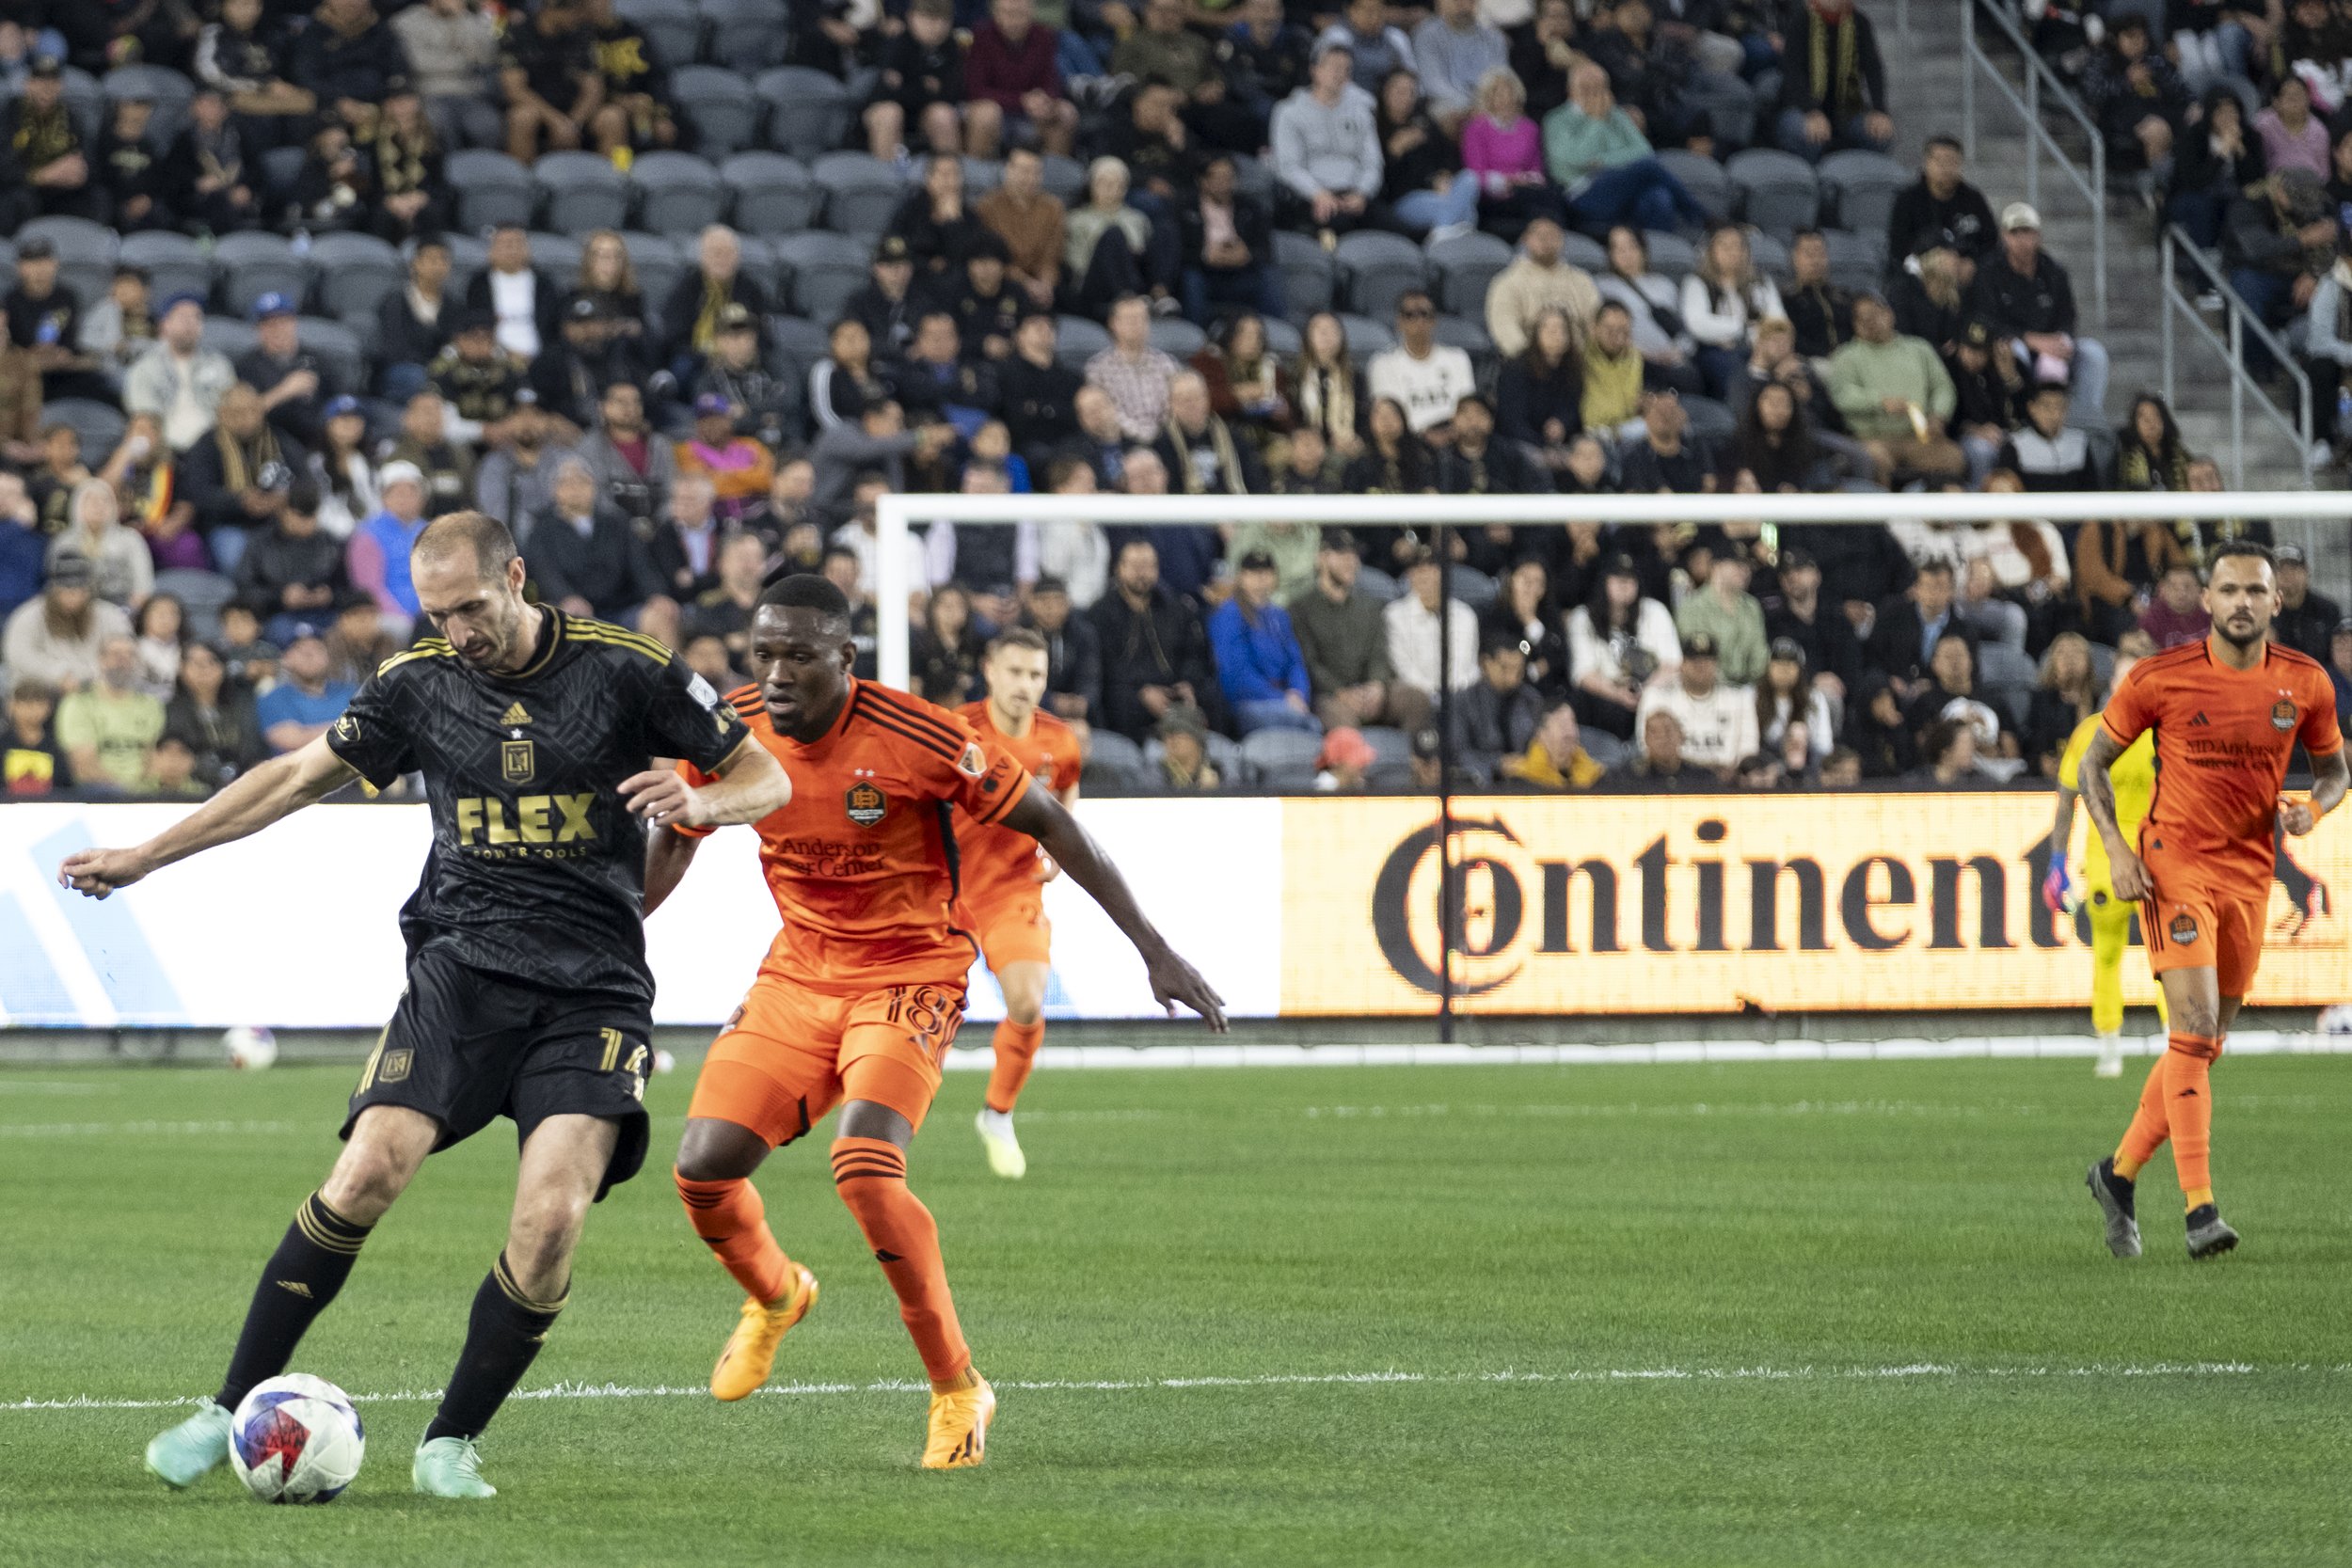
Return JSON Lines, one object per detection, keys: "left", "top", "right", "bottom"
{"left": 2079, "top": 543, "right": 2347, "bottom": 1260}
{"left": 645, "top": 576, "right": 1224, "bottom": 1468}
{"left": 956, "top": 626, "right": 1083, "bottom": 1180}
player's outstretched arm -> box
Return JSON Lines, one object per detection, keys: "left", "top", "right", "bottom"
{"left": 56, "top": 734, "right": 360, "bottom": 899}
{"left": 620, "top": 736, "right": 792, "bottom": 833}
{"left": 2077, "top": 726, "right": 2151, "bottom": 901}
{"left": 2280, "top": 747, "right": 2349, "bottom": 835}
{"left": 2043, "top": 782, "right": 2079, "bottom": 912}
{"left": 643, "top": 825, "right": 702, "bottom": 918}
{"left": 1001, "top": 787, "right": 1227, "bottom": 1031}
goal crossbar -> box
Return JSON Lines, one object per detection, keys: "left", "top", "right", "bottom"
{"left": 872, "top": 491, "right": 2352, "bottom": 689}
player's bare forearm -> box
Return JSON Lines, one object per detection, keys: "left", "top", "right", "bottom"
{"left": 2313, "top": 748, "right": 2349, "bottom": 819}
{"left": 620, "top": 738, "right": 791, "bottom": 833}
{"left": 57, "top": 735, "right": 357, "bottom": 897}
{"left": 2078, "top": 726, "right": 2152, "bottom": 898}
{"left": 643, "top": 826, "right": 702, "bottom": 917}
{"left": 1003, "top": 788, "right": 1227, "bottom": 1029}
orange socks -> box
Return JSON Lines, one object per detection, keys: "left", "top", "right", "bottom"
{"left": 674, "top": 1171, "right": 794, "bottom": 1307}
{"left": 985, "top": 1020, "right": 1045, "bottom": 1115}
{"left": 2163, "top": 1032, "right": 2219, "bottom": 1207}
{"left": 830, "top": 1137, "right": 972, "bottom": 1388}
{"left": 2112, "top": 1056, "right": 2170, "bottom": 1180}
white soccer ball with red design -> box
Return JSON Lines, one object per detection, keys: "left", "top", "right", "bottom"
{"left": 230, "top": 1374, "right": 365, "bottom": 1503}
{"left": 222, "top": 1025, "right": 278, "bottom": 1070}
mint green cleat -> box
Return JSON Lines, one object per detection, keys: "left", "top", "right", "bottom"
{"left": 144, "top": 1400, "right": 233, "bottom": 1489}
{"left": 412, "top": 1436, "right": 498, "bottom": 1499}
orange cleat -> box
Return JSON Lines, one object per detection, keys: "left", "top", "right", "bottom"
{"left": 709, "top": 1265, "right": 818, "bottom": 1402}
{"left": 920, "top": 1375, "right": 995, "bottom": 1469}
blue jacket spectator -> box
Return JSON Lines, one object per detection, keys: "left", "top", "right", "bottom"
{"left": 255, "top": 629, "right": 358, "bottom": 754}
{"left": 349, "top": 463, "right": 431, "bottom": 625}
{"left": 0, "top": 475, "right": 44, "bottom": 622}
{"left": 1209, "top": 551, "right": 1320, "bottom": 735}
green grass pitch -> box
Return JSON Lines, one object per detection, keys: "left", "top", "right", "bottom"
{"left": 3, "top": 1053, "right": 2350, "bottom": 1567}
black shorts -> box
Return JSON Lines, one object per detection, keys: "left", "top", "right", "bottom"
{"left": 343, "top": 949, "right": 653, "bottom": 1201}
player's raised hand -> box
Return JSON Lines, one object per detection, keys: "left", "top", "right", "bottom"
{"left": 619, "top": 768, "right": 701, "bottom": 831}
{"left": 2107, "top": 846, "right": 2154, "bottom": 903}
{"left": 1144, "top": 942, "right": 1227, "bottom": 1033}
{"left": 2279, "top": 796, "right": 2318, "bottom": 836}
{"left": 57, "top": 847, "right": 150, "bottom": 900}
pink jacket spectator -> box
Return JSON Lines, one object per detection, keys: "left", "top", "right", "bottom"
{"left": 1459, "top": 113, "right": 1542, "bottom": 199}
{"left": 965, "top": 21, "right": 1064, "bottom": 115}
{"left": 2254, "top": 106, "right": 2330, "bottom": 181}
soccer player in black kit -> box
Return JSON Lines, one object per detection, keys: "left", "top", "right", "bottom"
{"left": 60, "top": 512, "right": 791, "bottom": 1499}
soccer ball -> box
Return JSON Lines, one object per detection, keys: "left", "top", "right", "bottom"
{"left": 222, "top": 1025, "right": 278, "bottom": 1070}
{"left": 230, "top": 1374, "right": 365, "bottom": 1504}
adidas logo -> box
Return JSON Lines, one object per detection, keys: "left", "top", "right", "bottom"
{"left": 275, "top": 1279, "right": 313, "bottom": 1298}
{"left": 2189, "top": 712, "right": 2212, "bottom": 726}
{"left": 501, "top": 702, "right": 532, "bottom": 727}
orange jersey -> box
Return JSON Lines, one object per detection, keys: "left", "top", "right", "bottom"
{"left": 676, "top": 679, "right": 1034, "bottom": 990}
{"left": 2098, "top": 639, "right": 2344, "bottom": 889}
{"left": 953, "top": 701, "right": 1082, "bottom": 914}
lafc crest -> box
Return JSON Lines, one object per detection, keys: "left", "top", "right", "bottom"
{"left": 502, "top": 739, "right": 536, "bottom": 784}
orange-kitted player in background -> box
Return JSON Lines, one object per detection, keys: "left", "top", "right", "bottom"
{"left": 2079, "top": 543, "right": 2346, "bottom": 1262}
{"left": 647, "top": 576, "right": 1224, "bottom": 1470}
{"left": 957, "top": 627, "right": 1084, "bottom": 1180}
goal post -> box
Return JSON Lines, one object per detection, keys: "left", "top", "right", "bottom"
{"left": 871, "top": 490, "right": 2352, "bottom": 691}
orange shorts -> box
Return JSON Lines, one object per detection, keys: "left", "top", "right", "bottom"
{"left": 686, "top": 969, "right": 967, "bottom": 1142}
{"left": 966, "top": 892, "right": 1052, "bottom": 972}
{"left": 2139, "top": 860, "right": 2267, "bottom": 998}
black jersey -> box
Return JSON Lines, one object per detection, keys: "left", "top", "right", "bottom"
{"left": 326, "top": 610, "right": 751, "bottom": 1004}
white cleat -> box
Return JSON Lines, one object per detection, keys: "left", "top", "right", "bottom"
{"left": 975, "top": 1107, "right": 1026, "bottom": 1180}
{"left": 2093, "top": 1030, "right": 2124, "bottom": 1078}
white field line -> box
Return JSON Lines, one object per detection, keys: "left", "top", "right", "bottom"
{"left": 6, "top": 1361, "right": 2340, "bottom": 1415}
{"left": 943, "top": 1031, "right": 2352, "bottom": 1070}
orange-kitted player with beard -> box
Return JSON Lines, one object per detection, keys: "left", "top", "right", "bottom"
{"left": 2080, "top": 542, "right": 2346, "bottom": 1262}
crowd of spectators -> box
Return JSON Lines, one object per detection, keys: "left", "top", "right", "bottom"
{"left": 0, "top": 0, "right": 2347, "bottom": 800}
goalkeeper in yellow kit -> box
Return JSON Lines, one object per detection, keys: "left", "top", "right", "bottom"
{"left": 2044, "top": 631, "right": 2164, "bottom": 1077}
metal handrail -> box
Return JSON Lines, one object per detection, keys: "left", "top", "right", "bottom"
{"left": 1960, "top": 0, "right": 2107, "bottom": 328}
{"left": 2160, "top": 228, "right": 2317, "bottom": 489}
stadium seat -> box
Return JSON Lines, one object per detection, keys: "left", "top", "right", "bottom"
{"left": 616, "top": 0, "right": 702, "bottom": 73}
{"left": 43, "top": 65, "right": 103, "bottom": 144}
{"left": 620, "top": 231, "right": 687, "bottom": 309}
{"left": 306, "top": 232, "right": 405, "bottom": 323}
{"left": 102, "top": 64, "right": 195, "bottom": 146}
{"left": 702, "top": 0, "right": 790, "bottom": 69}
{"left": 1581, "top": 728, "right": 1627, "bottom": 768}
{"left": 723, "top": 151, "right": 819, "bottom": 236}
{"left": 297, "top": 318, "right": 368, "bottom": 394}
{"left": 1239, "top": 727, "right": 1324, "bottom": 788}
{"left": 958, "top": 157, "right": 1005, "bottom": 198}
{"left": 18, "top": 215, "right": 117, "bottom": 272}
{"left": 2088, "top": 641, "right": 2116, "bottom": 693}
{"left": 1818, "top": 150, "right": 1907, "bottom": 239}
{"left": 1726, "top": 150, "right": 1820, "bottom": 239}
{"left": 153, "top": 568, "right": 237, "bottom": 641}
{"left": 117, "top": 230, "right": 215, "bottom": 306}
{"left": 1656, "top": 149, "right": 1734, "bottom": 224}
{"left": 1039, "top": 153, "right": 1086, "bottom": 206}
{"left": 1261, "top": 317, "right": 1301, "bottom": 356}
{"left": 259, "top": 145, "right": 309, "bottom": 206}
{"left": 1148, "top": 317, "right": 1205, "bottom": 358}
{"left": 44, "top": 399, "right": 126, "bottom": 464}
{"left": 769, "top": 313, "right": 829, "bottom": 371}
{"left": 212, "top": 232, "right": 313, "bottom": 316}
{"left": 631, "top": 151, "right": 727, "bottom": 234}
{"left": 1360, "top": 725, "right": 1412, "bottom": 768}
{"left": 200, "top": 315, "right": 259, "bottom": 359}
{"left": 1082, "top": 730, "right": 1149, "bottom": 789}
{"left": 528, "top": 231, "right": 585, "bottom": 290}
{"left": 1823, "top": 229, "right": 1883, "bottom": 293}
{"left": 1428, "top": 230, "right": 1512, "bottom": 317}
{"left": 774, "top": 231, "right": 871, "bottom": 320}
{"left": 1273, "top": 230, "right": 1336, "bottom": 319}
{"left": 757, "top": 67, "right": 853, "bottom": 161}
{"left": 1338, "top": 313, "right": 1394, "bottom": 359}
{"left": 1682, "top": 394, "right": 1736, "bottom": 445}
{"left": 537, "top": 151, "right": 632, "bottom": 235}
{"left": 1444, "top": 563, "right": 1497, "bottom": 608}
{"left": 672, "top": 66, "right": 761, "bottom": 157}
{"left": 1642, "top": 230, "right": 1697, "bottom": 276}
{"left": 1749, "top": 230, "right": 1789, "bottom": 281}
{"left": 1053, "top": 313, "right": 1110, "bottom": 371}
{"left": 1228, "top": 153, "right": 1277, "bottom": 208}
{"left": 1336, "top": 230, "right": 1427, "bottom": 322}
{"left": 1560, "top": 230, "right": 1607, "bottom": 272}
{"left": 813, "top": 152, "right": 906, "bottom": 237}
{"left": 1431, "top": 313, "right": 1491, "bottom": 359}
{"left": 446, "top": 150, "right": 539, "bottom": 230}
{"left": 1978, "top": 641, "right": 2037, "bottom": 725}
